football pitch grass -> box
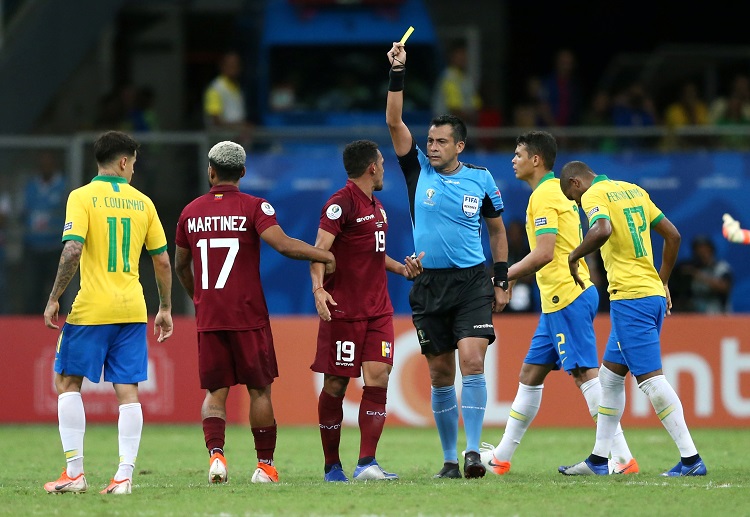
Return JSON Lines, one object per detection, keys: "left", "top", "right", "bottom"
{"left": 1, "top": 424, "right": 747, "bottom": 516}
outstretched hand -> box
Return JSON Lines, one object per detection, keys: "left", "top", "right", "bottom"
{"left": 314, "top": 288, "right": 337, "bottom": 322}
{"left": 403, "top": 251, "right": 425, "bottom": 279}
{"left": 388, "top": 43, "right": 406, "bottom": 68}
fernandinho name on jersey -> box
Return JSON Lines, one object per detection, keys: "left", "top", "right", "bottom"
{"left": 605, "top": 187, "right": 644, "bottom": 203}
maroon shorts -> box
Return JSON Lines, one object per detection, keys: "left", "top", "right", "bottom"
{"left": 311, "top": 315, "right": 395, "bottom": 377}
{"left": 197, "top": 326, "right": 278, "bottom": 390}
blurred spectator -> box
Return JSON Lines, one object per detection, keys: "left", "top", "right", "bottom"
{"left": 538, "top": 49, "right": 583, "bottom": 126}
{"left": 121, "top": 85, "right": 159, "bottom": 132}
{"left": 675, "top": 236, "right": 733, "bottom": 314}
{"left": 317, "top": 71, "right": 372, "bottom": 111}
{"left": 505, "top": 220, "right": 536, "bottom": 313}
{"left": 516, "top": 76, "right": 555, "bottom": 127}
{"left": 581, "top": 89, "right": 617, "bottom": 151}
{"left": 713, "top": 89, "right": 750, "bottom": 149}
{"left": 708, "top": 73, "right": 750, "bottom": 124}
{"left": 662, "top": 81, "right": 709, "bottom": 149}
{"left": 476, "top": 105, "right": 503, "bottom": 150}
{"left": 269, "top": 72, "right": 301, "bottom": 112}
{"left": 0, "top": 190, "right": 11, "bottom": 314}
{"left": 21, "top": 151, "right": 67, "bottom": 314}
{"left": 476, "top": 80, "right": 504, "bottom": 151}
{"left": 94, "top": 91, "right": 124, "bottom": 130}
{"left": 432, "top": 40, "right": 482, "bottom": 124}
{"left": 612, "top": 81, "right": 658, "bottom": 149}
{"left": 204, "top": 51, "right": 253, "bottom": 140}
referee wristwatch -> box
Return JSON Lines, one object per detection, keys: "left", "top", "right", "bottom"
{"left": 494, "top": 279, "right": 509, "bottom": 291}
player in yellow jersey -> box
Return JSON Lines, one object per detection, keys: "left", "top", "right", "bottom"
{"left": 558, "top": 160, "right": 706, "bottom": 477}
{"left": 480, "top": 132, "right": 637, "bottom": 476}
{"left": 43, "top": 131, "right": 173, "bottom": 494}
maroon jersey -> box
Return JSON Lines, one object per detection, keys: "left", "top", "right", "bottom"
{"left": 319, "top": 180, "right": 393, "bottom": 321}
{"left": 175, "top": 185, "right": 278, "bottom": 331}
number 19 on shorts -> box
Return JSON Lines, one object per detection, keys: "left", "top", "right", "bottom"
{"left": 336, "top": 340, "right": 355, "bottom": 364}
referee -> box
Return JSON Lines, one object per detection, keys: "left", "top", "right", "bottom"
{"left": 385, "top": 41, "right": 510, "bottom": 479}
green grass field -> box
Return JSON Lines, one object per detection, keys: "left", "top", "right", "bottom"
{"left": 1, "top": 424, "right": 747, "bottom": 516}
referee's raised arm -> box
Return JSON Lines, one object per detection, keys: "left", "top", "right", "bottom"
{"left": 385, "top": 42, "right": 413, "bottom": 157}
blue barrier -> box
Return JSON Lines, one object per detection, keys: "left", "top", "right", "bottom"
{"left": 243, "top": 148, "right": 750, "bottom": 314}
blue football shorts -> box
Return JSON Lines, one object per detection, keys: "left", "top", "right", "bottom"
{"left": 525, "top": 285, "right": 600, "bottom": 373}
{"left": 603, "top": 296, "right": 666, "bottom": 376}
{"left": 54, "top": 322, "right": 148, "bottom": 384}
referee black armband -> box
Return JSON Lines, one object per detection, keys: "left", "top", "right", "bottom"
{"left": 389, "top": 67, "right": 405, "bottom": 92}
{"left": 493, "top": 261, "right": 508, "bottom": 285}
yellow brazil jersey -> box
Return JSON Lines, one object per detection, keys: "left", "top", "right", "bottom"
{"left": 62, "top": 176, "right": 167, "bottom": 324}
{"left": 527, "top": 173, "right": 592, "bottom": 313}
{"left": 581, "top": 175, "right": 666, "bottom": 301}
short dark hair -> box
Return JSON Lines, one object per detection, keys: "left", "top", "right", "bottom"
{"left": 431, "top": 114, "right": 467, "bottom": 144}
{"left": 692, "top": 235, "right": 715, "bottom": 253}
{"left": 94, "top": 131, "right": 139, "bottom": 165}
{"left": 343, "top": 140, "right": 379, "bottom": 178}
{"left": 559, "top": 160, "right": 594, "bottom": 183}
{"left": 516, "top": 130, "right": 558, "bottom": 170}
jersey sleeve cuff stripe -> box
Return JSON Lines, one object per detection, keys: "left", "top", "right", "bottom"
{"left": 650, "top": 212, "right": 665, "bottom": 227}
{"left": 63, "top": 235, "right": 85, "bottom": 243}
{"left": 535, "top": 228, "right": 558, "bottom": 235}
{"left": 148, "top": 244, "right": 168, "bottom": 255}
{"left": 589, "top": 214, "right": 610, "bottom": 227}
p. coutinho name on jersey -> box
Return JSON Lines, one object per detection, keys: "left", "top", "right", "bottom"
{"left": 93, "top": 196, "right": 146, "bottom": 211}
{"left": 186, "top": 215, "right": 248, "bottom": 233}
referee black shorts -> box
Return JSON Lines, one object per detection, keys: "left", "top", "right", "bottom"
{"left": 409, "top": 263, "right": 496, "bottom": 356}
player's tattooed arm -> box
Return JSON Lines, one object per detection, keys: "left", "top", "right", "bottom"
{"left": 44, "top": 240, "right": 82, "bottom": 329}
{"left": 48, "top": 240, "right": 83, "bottom": 302}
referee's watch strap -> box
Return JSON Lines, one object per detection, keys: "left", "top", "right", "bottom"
{"left": 494, "top": 279, "right": 509, "bottom": 291}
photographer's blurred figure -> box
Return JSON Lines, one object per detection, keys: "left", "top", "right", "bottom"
{"left": 21, "top": 151, "right": 67, "bottom": 314}
{"left": 677, "top": 236, "right": 732, "bottom": 314}
{"left": 432, "top": 40, "right": 482, "bottom": 125}
{"left": 204, "top": 51, "right": 253, "bottom": 142}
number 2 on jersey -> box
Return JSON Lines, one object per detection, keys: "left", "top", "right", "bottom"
{"left": 196, "top": 238, "right": 239, "bottom": 289}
